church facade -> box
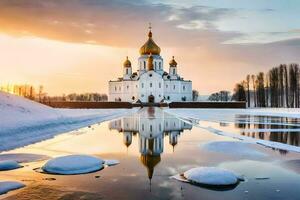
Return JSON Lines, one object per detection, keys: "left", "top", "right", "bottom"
{"left": 108, "top": 27, "right": 192, "bottom": 103}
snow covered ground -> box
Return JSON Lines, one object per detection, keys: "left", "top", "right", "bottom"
{"left": 0, "top": 92, "right": 137, "bottom": 152}
{"left": 166, "top": 108, "right": 300, "bottom": 153}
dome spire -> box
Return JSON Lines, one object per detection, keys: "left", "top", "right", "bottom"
{"left": 169, "top": 56, "right": 177, "bottom": 67}
{"left": 148, "top": 22, "right": 152, "bottom": 38}
{"left": 123, "top": 56, "right": 131, "bottom": 68}
{"left": 139, "top": 23, "right": 161, "bottom": 55}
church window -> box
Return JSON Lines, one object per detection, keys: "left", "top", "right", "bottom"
{"left": 119, "top": 86, "right": 121, "bottom": 91}
{"left": 173, "top": 85, "right": 176, "bottom": 90}
{"left": 132, "top": 96, "right": 135, "bottom": 100}
{"left": 127, "top": 85, "right": 129, "bottom": 89}
{"left": 136, "top": 85, "right": 138, "bottom": 88}
{"left": 159, "top": 124, "right": 161, "bottom": 131}
{"left": 142, "top": 83, "right": 144, "bottom": 88}
{"left": 126, "top": 68, "right": 128, "bottom": 74}
{"left": 149, "top": 74, "right": 152, "bottom": 77}
{"left": 154, "top": 62, "right": 157, "bottom": 69}
{"left": 166, "top": 84, "right": 168, "bottom": 88}
{"left": 159, "top": 62, "right": 161, "bottom": 69}
{"left": 150, "top": 82, "right": 152, "bottom": 87}
{"left": 142, "top": 124, "right": 144, "bottom": 131}
{"left": 173, "top": 68, "right": 176, "bottom": 74}
{"left": 143, "top": 61, "right": 146, "bottom": 69}
{"left": 115, "top": 86, "right": 117, "bottom": 91}
{"left": 183, "top": 85, "right": 185, "bottom": 90}
{"left": 150, "top": 125, "right": 152, "bottom": 132}
{"left": 159, "top": 82, "right": 161, "bottom": 88}
{"left": 167, "top": 96, "right": 170, "bottom": 100}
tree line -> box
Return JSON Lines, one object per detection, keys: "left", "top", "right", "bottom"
{"left": 232, "top": 63, "right": 300, "bottom": 107}
{"left": 0, "top": 84, "right": 108, "bottom": 103}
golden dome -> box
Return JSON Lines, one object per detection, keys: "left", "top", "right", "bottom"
{"left": 169, "top": 56, "right": 177, "bottom": 67}
{"left": 123, "top": 56, "right": 131, "bottom": 68}
{"left": 139, "top": 30, "right": 161, "bottom": 55}
{"left": 147, "top": 54, "right": 154, "bottom": 71}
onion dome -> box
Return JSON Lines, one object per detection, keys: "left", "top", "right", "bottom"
{"left": 147, "top": 54, "right": 154, "bottom": 71}
{"left": 169, "top": 56, "right": 177, "bottom": 67}
{"left": 139, "top": 28, "right": 161, "bottom": 55}
{"left": 123, "top": 56, "right": 131, "bottom": 68}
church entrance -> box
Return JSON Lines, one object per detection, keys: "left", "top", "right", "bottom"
{"left": 148, "top": 95, "right": 155, "bottom": 103}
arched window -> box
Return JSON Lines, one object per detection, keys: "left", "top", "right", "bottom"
{"left": 159, "top": 82, "right": 161, "bottom": 88}
{"left": 159, "top": 62, "right": 161, "bottom": 69}
{"left": 143, "top": 61, "right": 146, "bottom": 69}
{"left": 126, "top": 68, "right": 128, "bottom": 74}
{"left": 173, "top": 85, "right": 176, "bottom": 90}
{"left": 142, "top": 83, "right": 144, "bottom": 88}
{"left": 150, "top": 82, "right": 152, "bottom": 87}
{"left": 173, "top": 68, "right": 176, "bottom": 74}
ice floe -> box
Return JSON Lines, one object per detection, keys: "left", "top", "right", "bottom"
{"left": 172, "top": 167, "right": 243, "bottom": 187}
{"left": 0, "top": 181, "right": 25, "bottom": 195}
{"left": 104, "top": 159, "right": 120, "bottom": 166}
{"left": 0, "top": 160, "right": 22, "bottom": 171}
{"left": 42, "top": 155, "right": 105, "bottom": 175}
{"left": 202, "top": 141, "right": 267, "bottom": 158}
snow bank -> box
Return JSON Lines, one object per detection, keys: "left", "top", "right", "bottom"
{"left": 165, "top": 108, "right": 300, "bottom": 125}
{"left": 202, "top": 141, "right": 266, "bottom": 158}
{"left": 166, "top": 108, "right": 300, "bottom": 153}
{"left": 0, "top": 181, "right": 25, "bottom": 195}
{"left": 42, "top": 155, "right": 104, "bottom": 175}
{"left": 0, "top": 92, "right": 136, "bottom": 152}
{"left": 0, "top": 161, "right": 22, "bottom": 171}
{"left": 172, "top": 167, "right": 242, "bottom": 186}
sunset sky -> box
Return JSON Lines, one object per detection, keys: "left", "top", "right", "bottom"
{"left": 1, "top": 0, "right": 300, "bottom": 95}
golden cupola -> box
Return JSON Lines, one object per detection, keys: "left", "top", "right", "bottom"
{"left": 169, "top": 56, "right": 177, "bottom": 67}
{"left": 123, "top": 56, "right": 131, "bottom": 68}
{"left": 139, "top": 28, "right": 161, "bottom": 56}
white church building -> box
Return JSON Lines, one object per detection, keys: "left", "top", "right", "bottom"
{"left": 108, "top": 26, "right": 192, "bottom": 103}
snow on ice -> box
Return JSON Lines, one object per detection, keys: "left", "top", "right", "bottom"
{"left": 172, "top": 167, "right": 243, "bottom": 186}
{"left": 0, "top": 181, "right": 25, "bottom": 195}
{"left": 42, "top": 155, "right": 105, "bottom": 175}
{"left": 0, "top": 160, "right": 22, "bottom": 171}
{"left": 0, "top": 91, "right": 136, "bottom": 152}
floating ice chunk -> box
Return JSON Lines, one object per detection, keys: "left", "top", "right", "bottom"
{"left": 0, "top": 181, "right": 25, "bottom": 195}
{"left": 0, "top": 160, "right": 22, "bottom": 171}
{"left": 42, "top": 155, "right": 104, "bottom": 175}
{"left": 202, "top": 141, "right": 266, "bottom": 158}
{"left": 173, "top": 167, "right": 243, "bottom": 186}
{"left": 104, "top": 159, "right": 120, "bottom": 166}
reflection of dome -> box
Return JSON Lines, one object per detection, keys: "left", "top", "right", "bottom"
{"left": 169, "top": 56, "right": 177, "bottom": 67}
{"left": 123, "top": 56, "right": 131, "bottom": 68}
{"left": 139, "top": 30, "right": 161, "bottom": 55}
{"left": 123, "top": 132, "right": 132, "bottom": 147}
{"left": 140, "top": 154, "right": 161, "bottom": 179}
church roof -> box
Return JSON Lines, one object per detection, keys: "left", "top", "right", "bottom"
{"left": 139, "top": 27, "right": 161, "bottom": 56}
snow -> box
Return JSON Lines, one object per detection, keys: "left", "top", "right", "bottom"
{"left": 42, "top": 155, "right": 105, "bottom": 175}
{"left": 0, "top": 160, "right": 22, "bottom": 171}
{"left": 172, "top": 167, "right": 242, "bottom": 186}
{"left": 166, "top": 108, "right": 300, "bottom": 153}
{"left": 0, "top": 181, "right": 25, "bottom": 195}
{"left": 0, "top": 92, "right": 136, "bottom": 152}
{"left": 202, "top": 141, "right": 266, "bottom": 158}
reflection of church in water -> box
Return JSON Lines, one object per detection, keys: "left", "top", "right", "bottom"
{"left": 109, "top": 107, "right": 192, "bottom": 181}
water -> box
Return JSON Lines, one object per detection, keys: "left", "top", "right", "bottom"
{"left": 1, "top": 107, "right": 300, "bottom": 200}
